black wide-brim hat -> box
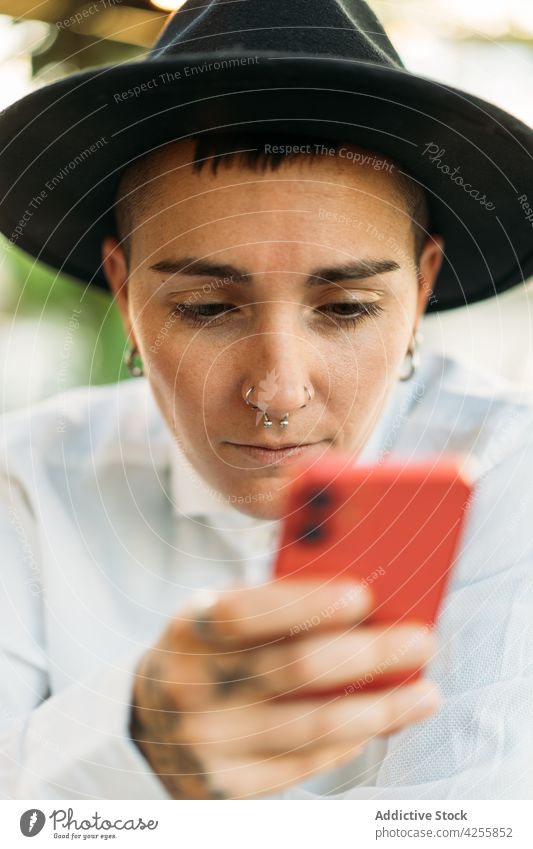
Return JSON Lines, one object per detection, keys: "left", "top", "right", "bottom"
{"left": 1, "top": 0, "right": 532, "bottom": 311}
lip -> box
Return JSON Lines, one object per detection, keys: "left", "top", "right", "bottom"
{"left": 241, "top": 441, "right": 305, "bottom": 449}
{"left": 226, "top": 440, "right": 327, "bottom": 466}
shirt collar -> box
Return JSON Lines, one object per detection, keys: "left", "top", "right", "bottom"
{"left": 168, "top": 441, "right": 238, "bottom": 518}
{"left": 167, "top": 440, "right": 284, "bottom": 540}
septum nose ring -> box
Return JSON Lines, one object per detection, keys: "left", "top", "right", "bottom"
{"left": 244, "top": 386, "right": 312, "bottom": 428}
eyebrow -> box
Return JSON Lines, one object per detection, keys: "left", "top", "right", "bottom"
{"left": 149, "top": 256, "right": 401, "bottom": 286}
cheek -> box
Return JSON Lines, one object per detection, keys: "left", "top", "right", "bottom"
{"left": 325, "top": 313, "right": 409, "bottom": 382}
{"left": 130, "top": 305, "right": 197, "bottom": 416}
{"left": 320, "top": 310, "right": 412, "bottom": 433}
{"left": 360, "top": 290, "right": 415, "bottom": 365}
{"left": 144, "top": 331, "right": 228, "bottom": 434}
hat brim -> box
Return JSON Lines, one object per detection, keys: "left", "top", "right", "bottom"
{"left": 1, "top": 52, "right": 532, "bottom": 311}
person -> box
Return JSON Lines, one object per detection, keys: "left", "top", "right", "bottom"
{"left": 0, "top": 0, "right": 532, "bottom": 801}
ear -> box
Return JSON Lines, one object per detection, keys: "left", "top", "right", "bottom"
{"left": 101, "top": 236, "right": 134, "bottom": 339}
{"left": 415, "top": 234, "right": 445, "bottom": 319}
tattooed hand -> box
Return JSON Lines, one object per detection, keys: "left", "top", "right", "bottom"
{"left": 129, "top": 579, "right": 440, "bottom": 799}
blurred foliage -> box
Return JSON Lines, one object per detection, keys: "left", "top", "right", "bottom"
{"left": 0, "top": 7, "right": 152, "bottom": 407}
{"left": 0, "top": 239, "right": 130, "bottom": 402}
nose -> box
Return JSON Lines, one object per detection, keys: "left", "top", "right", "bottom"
{"left": 241, "top": 330, "right": 315, "bottom": 419}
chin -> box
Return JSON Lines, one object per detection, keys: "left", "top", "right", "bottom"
{"left": 220, "top": 480, "right": 290, "bottom": 520}
{"left": 233, "top": 499, "right": 285, "bottom": 521}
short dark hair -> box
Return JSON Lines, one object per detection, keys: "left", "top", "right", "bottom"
{"left": 114, "top": 132, "right": 430, "bottom": 267}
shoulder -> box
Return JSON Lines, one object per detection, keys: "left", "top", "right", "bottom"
{"left": 0, "top": 377, "right": 170, "bottom": 477}
{"left": 402, "top": 350, "right": 533, "bottom": 477}
{"left": 411, "top": 353, "right": 533, "bottom": 583}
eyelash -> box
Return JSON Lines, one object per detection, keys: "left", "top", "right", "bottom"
{"left": 169, "top": 301, "right": 384, "bottom": 328}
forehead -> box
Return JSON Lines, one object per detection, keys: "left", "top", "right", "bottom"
{"left": 118, "top": 139, "right": 414, "bottom": 266}
{"left": 122, "top": 138, "right": 406, "bottom": 214}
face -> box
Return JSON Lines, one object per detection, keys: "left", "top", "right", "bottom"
{"left": 103, "top": 140, "right": 443, "bottom": 519}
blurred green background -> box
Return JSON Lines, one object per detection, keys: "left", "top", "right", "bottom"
{"left": 1, "top": 0, "right": 532, "bottom": 411}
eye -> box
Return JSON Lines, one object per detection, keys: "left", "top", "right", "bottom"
{"left": 169, "top": 300, "right": 384, "bottom": 329}
{"left": 169, "top": 303, "right": 236, "bottom": 326}
{"left": 317, "top": 301, "right": 384, "bottom": 326}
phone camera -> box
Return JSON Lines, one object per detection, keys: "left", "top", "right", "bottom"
{"left": 306, "top": 489, "right": 333, "bottom": 508}
{"left": 299, "top": 523, "right": 328, "bottom": 543}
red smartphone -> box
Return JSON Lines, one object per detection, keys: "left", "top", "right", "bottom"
{"left": 273, "top": 454, "right": 473, "bottom": 695}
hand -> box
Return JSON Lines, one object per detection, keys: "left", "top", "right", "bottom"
{"left": 129, "top": 579, "right": 440, "bottom": 799}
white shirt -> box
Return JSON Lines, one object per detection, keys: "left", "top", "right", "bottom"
{"left": 1, "top": 350, "right": 533, "bottom": 800}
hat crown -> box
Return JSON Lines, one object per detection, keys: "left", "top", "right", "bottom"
{"left": 152, "top": 0, "right": 404, "bottom": 68}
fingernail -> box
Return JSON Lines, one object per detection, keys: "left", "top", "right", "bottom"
{"left": 404, "top": 626, "right": 437, "bottom": 651}
{"left": 338, "top": 581, "right": 371, "bottom": 605}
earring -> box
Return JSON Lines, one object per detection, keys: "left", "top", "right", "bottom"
{"left": 399, "top": 331, "right": 422, "bottom": 382}
{"left": 124, "top": 343, "right": 144, "bottom": 377}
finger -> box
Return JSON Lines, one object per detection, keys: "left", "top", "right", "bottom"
{"left": 197, "top": 742, "right": 366, "bottom": 799}
{"left": 144, "top": 621, "right": 436, "bottom": 709}
{"left": 240, "top": 623, "right": 438, "bottom": 697}
{"left": 180, "top": 578, "right": 373, "bottom": 644}
{"left": 179, "top": 679, "right": 441, "bottom": 756}
{"left": 202, "top": 740, "right": 378, "bottom": 799}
